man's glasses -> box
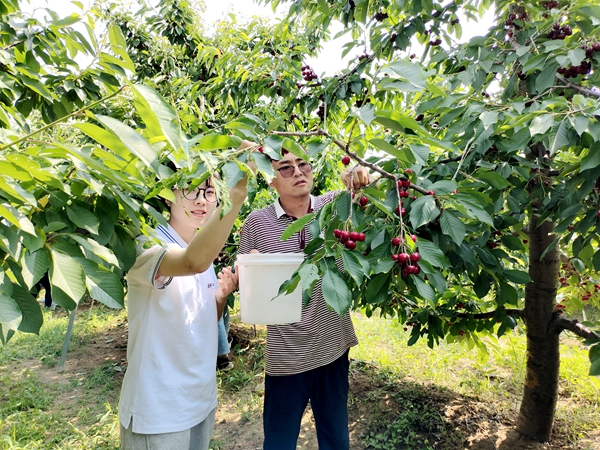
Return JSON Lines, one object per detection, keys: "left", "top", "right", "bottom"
{"left": 182, "top": 187, "right": 218, "bottom": 203}
{"left": 276, "top": 161, "right": 313, "bottom": 178}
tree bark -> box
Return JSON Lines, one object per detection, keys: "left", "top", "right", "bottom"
{"left": 515, "top": 216, "right": 561, "bottom": 442}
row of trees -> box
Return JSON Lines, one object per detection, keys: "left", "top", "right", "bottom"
{"left": 1, "top": 0, "right": 599, "bottom": 443}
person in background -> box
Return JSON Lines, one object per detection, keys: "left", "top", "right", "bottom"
{"left": 119, "top": 143, "right": 255, "bottom": 450}
{"left": 238, "top": 149, "right": 371, "bottom": 450}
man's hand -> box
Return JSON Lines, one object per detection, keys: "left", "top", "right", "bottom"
{"left": 341, "top": 165, "right": 372, "bottom": 189}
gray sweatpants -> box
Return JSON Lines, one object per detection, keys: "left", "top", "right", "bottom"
{"left": 120, "top": 408, "right": 216, "bottom": 450}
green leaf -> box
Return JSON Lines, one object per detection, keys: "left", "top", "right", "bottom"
{"left": 50, "top": 249, "right": 86, "bottom": 306}
{"left": 94, "top": 114, "right": 159, "bottom": 170}
{"left": 503, "top": 269, "right": 532, "bottom": 284}
{"left": 251, "top": 152, "right": 276, "bottom": 184}
{"left": 281, "top": 138, "right": 308, "bottom": 161}
{"left": 222, "top": 161, "right": 246, "bottom": 189}
{"left": 539, "top": 238, "right": 559, "bottom": 262}
{"left": 530, "top": 114, "right": 554, "bottom": 136}
{"left": 0, "top": 291, "right": 21, "bottom": 331}
{"left": 66, "top": 205, "right": 100, "bottom": 235}
{"left": 334, "top": 192, "right": 352, "bottom": 222}
{"left": 580, "top": 142, "right": 600, "bottom": 172}
{"left": 298, "top": 263, "right": 320, "bottom": 292}
{"left": 354, "top": 103, "right": 376, "bottom": 125}
{"left": 365, "top": 272, "right": 392, "bottom": 305}
{"left": 386, "top": 60, "right": 427, "bottom": 89}
{"left": 68, "top": 234, "right": 119, "bottom": 267}
{"left": 440, "top": 210, "right": 465, "bottom": 246}
{"left": 409, "top": 196, "right": 440, "bottom": 229}
{"left": 21, "top": 249, "right": 50, "bottom": 290}
{"left": 369, "top": 139, "right": 411, "bottom": 162}
{"left": 75, "top": 258, "right": 124, "bottom": 308}
{"left": 195, "top": 134, "right": 242, "bottom": 151}
{"left": 416, "top": 239, "right": 448, "bottom": 268}
{"left": 73, "top": 123, "right": 133, "bottom": 161}
{"left": 413, "top": 277, "right": 435, "bottom": 302}
{"left": 501, "top": 234, "right": 526, "bottom": 251}
{"left": 342, "top": 251, "right": 367, "bottom": 286}
{"left": 549, "top": 120, "right": 570, "bottom": 155}
{"left": 428, "top": 180, "right": 457, "bottom": 195}
{"left": 588, "top": 350, "right": 600, "bottom": 376}
{"left": 321, "top": 267, "right": 352, "bottom": 314}
{"left": 570, "top": 116, "right": 589, "bottom": 136}
{"left": 12, "top": 283, "right": 43, "bottom": 333}
{"left": 535, "top": 64, "right": 558, "bottom": 94}
{"left": 280, "top": 213, "right": 315, "bottom": 242}
{"left": 132, "top": 84, "right": 180, "bottom": 153}
{"left": 477, "top": 171, "right": 511, "bottom": 190}
{"left": 108, "top": 23, "right": 135, "bottom": 71}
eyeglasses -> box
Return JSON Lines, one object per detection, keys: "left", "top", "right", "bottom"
{"left": 181, "top": 187, "right": 218, "bottom": 203}
{"left": 276, "top": 161, "right": 312, "bottom": 178}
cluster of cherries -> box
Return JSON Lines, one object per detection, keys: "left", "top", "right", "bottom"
{"left": 316, "top": 103, "right": 325, "bottom": 119}
{"left": 558, "top": 60, "right": 591, "bottom": 78}
{"left": 391, "top": 236, "right": 421, "bottom": 276}
{"left": 301, "top": 65, "right": 318, "bottom": 82}
{"left": 333, "top": 228, "right": 366, "bottom": 250}
{"left": 428, "top": 38, "right": 443, "bottom": 46}
{"left": 546, "top": 22, "right": 572, "bottom": 40}
{"left": 504, "top": 11, "right": 529, "bottom": 38}
{"left": 544, "top": 0, "right": 559, "bottom": 9}
{"left": 374, "top": 11, "right": 389, "bottom": 22}
{"left": 557, "top": 42, "right": 600, "bottom": 79}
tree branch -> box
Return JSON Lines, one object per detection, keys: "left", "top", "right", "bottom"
{"left": 454, "top": 308, "right": 523, "bottom": 320}
{"left": 555, "top": 75, "right": 600, "bottom": 99}
{"left": 554, "top": 315, "right": 600, "bottom": 339}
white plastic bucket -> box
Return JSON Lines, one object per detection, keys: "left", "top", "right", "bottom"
{"left": 236, "top": 253, "right": 305, "bottom": 325}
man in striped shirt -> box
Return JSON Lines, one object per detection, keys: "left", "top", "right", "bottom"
{"left": 238, "top": 150, "right": 371, "bottom": 450}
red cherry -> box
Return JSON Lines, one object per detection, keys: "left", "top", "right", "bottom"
{"left": 333, "top": 229, "right": 342, "bottom": 238}
{"left": 349, "top": 231, "right": 360, "bottom": 241}
{"left": 356, "top": 232, "right": 366, "bottom": 242}
{"left": 258, "top": 146, "right": 264, "bottom": 153}
{"left": 392, "top": 254, "right": 400, "bottom": 261}
{"left": 410, "top": 234, "right": 417, "bottom": 242}
{"left": 397, "top": 253, "right": 409, "bottom": 264}
{"left": 401, "top": 207, "right": 407, "bottom": 216}
{"left": 359, "top": 196, "right": 368, "bottom": 206}
{"left": 411, "top": 195, "right": 417, "bottom": 200}
{"left": 597, "top": 210, "right": 600, "bottom": 218}
{"left": 427, "top": 190, "right": 436, "bottom": 196}
{"left": 397, "top": 180, "right": 404, "bottom": 188}
{"left": 340, "top": 231, "right": 350, "bottom": 241}
{"left": 392, "top": 237, "right": 402, "bottom": 246}
{"left": 345, "top": 240, "right": 356, "bottom": 250}
{"left": 410, "top": 252, "right": 421, "bottom": 262}
{"left": 342, "top": 155, "right": 351, "bottom": 165}
{"left": 405, "top": 169, "right": 413, "bottom": 175}
{"left": 402, "top": 179, "right": 411, "bottom": 188}
{"left": 395, "top": 205, "right": 401, "bottom": 215}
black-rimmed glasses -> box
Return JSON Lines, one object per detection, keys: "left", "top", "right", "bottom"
{"left": 276, "top": 161, "right": 313, "bottom": 178}
{"left": 182, "top": 187, "right": 218, "bottom": 203}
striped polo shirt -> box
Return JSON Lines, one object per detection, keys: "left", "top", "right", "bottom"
{"left": 238, "top": 191, "right": 358, "bottom": 376}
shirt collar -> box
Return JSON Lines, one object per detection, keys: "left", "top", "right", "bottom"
{"left": 274, "top": 195, "right": 315, "bottom": 219}
{"left": 156, "top": 223, "right": 188, "bottom": 248}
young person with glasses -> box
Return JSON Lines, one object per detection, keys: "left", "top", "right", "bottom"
{"left": 238, "top": 149, "right": 371, "bottom": 450}
{"left": 119, "top": 143, "right": 255, "bottom": 450}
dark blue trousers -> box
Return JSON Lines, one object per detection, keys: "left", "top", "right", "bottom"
{"left": 263, "top": 350, "right": 350, "bottom": 450}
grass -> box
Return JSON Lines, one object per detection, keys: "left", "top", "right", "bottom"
{"left": 1, "top": 302, "right": 599, "bottom": 449}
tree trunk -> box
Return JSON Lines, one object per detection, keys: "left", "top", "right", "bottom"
{"left": 515, "top": 215, "right": 561, "bottom": 442}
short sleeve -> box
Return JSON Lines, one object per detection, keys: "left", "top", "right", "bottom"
{"left": 128, "top": 237, "right": 172, "bottom": 290}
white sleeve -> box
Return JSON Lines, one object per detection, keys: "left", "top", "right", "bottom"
{"left": 128, "top": 239, "right": 175, "bottom": 290}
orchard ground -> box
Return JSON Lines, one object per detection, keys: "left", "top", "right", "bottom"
{"left": 1, "top": 301, "right": 599, "bottom": 450}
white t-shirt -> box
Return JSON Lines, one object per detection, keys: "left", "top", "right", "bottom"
{"left": 118, "top": 224, "right": 219, "bottom": 434}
